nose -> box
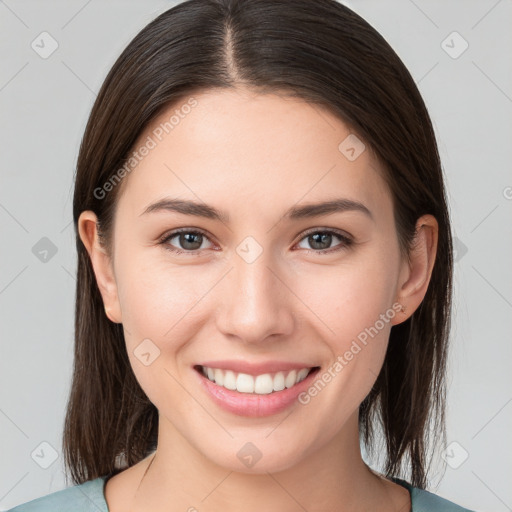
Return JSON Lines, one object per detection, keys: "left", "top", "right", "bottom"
{"left": 215, "top": 250, "right": 295, "bottom": 345}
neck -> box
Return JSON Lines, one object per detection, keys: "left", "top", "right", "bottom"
{"left": 128, "top": 411, "right": 408, "bottom": 512}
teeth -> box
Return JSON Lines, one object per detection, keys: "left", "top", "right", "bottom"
{"left": 297, "top": 368, "right": 309, "bottom": 382}
{"left": 254, "top": 374, "right": 273, "bottom": 394}
{"left": 236, "top": 373, "right": 254, "bottom": 393}
{"left": 200, "top": 366, "right": 313, "bottom": 394}
{"left": 214, "top": 368, "right": 224, "bottom": 386}
{"left": 223, "top": 370, "right": 237, "bottom": 390}
{"left": 273, "top": 371, "right": 285, "bottom": 391}
{"left": 285, "top": 370, "right": 297, "bottom": 388}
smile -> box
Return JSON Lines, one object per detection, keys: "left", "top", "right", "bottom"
{"left": 193, "top": 362, "right": 321, "bottom": 417}
{"left": 196, "top": 365, "right": 316, "bottom": 395}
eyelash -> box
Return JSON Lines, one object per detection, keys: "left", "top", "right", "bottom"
{"left": 158, "top": 227, "right": 354, "bottom": 256}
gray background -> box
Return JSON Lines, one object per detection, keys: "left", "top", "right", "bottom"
{"left": 1, "top": 0, "right": 511, "bottom": 510}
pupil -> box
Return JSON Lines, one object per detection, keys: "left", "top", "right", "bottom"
{"left": 310, "top": 233, "right": 331, "bottom": 250}
{"left": 181, "top": 232, "right": 202, "bottom": 250}
{"left": 177, "top": 232, "right": 333, "bottom": 251}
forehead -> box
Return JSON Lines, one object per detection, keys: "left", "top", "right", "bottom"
{"left": 116, "top": 88, "right": 392, "bottom": 221}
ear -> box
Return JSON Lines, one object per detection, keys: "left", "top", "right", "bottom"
{"left": 78, "top": 210, "right": 122, "bottom": 324}
{"left": 391, "top": 214, "right": 438, "bottom": 326}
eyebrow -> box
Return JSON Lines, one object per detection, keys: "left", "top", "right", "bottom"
{"left": 140, "top": 197, "right": 373, "bottom": 222}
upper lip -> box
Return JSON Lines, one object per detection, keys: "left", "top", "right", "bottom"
{"left": 195, "top": 360, "right": 319, "bottom": 376}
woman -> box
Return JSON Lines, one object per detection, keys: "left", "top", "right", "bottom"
{"left": 8, "top": 0, "right": 476, "bottom": 510}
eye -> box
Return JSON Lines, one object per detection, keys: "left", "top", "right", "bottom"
{"left": 159, "top": 229, "right": 214, "bottom": 255}
{"left": 295, "top": 229, "right": 353, "bottom": 254}
{"left": 159, "top": 227, "right": 353, "bottom": 256}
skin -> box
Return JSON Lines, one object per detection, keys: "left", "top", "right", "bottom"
{"left": 79, "top": 87, "right": 438, "bottom": 512}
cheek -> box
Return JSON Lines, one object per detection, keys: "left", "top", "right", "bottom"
{"left": 113, "top": 251, "right": 225, "bottom": 403}
{"left": 292, "top": 247, "right": 400, "bottom": 414}
{"left": 115, "top": 249, "right": 212, "bottom": 340}
{"left": 115, "top": 253, "right": 208, "bottom": 408}
{"left": 296, "top": 249, "right": 399, "bottom": 349}
{"left": 295, "top": 264, "right": 398, "bottom": 434}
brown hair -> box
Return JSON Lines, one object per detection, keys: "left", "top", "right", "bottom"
{"left": 65, "top": 0, "right": 452, "bottom": 489}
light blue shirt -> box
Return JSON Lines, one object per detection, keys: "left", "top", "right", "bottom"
{"left": 6, "top": 475, "right": 477, "bottom": 511}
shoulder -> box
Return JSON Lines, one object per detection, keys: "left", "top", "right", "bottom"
{"left": 392, "top": 477, "right": 477, "bottom": 512}
{"left": 411, "top": 487, "right": 477, "bottom": 512}
{"left": 5, "top": 477, "right": 108, "bottom": 512}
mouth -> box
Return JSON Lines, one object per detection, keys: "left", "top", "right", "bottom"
{"left": 193, "top": 364, "right": 321, "bottom": 395}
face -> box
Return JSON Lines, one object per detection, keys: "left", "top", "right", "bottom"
{"left": 81, "top": 88, "right": 430, "bottom": 474}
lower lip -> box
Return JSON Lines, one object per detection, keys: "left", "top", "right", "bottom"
{"left": 194, "top": 367, "right": 320, "bottom": 417}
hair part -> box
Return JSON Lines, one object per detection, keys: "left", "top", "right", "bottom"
{"left": 66, "top": 0, "right": 452, "bottom": 489}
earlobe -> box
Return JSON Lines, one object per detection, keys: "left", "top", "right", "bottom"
{"left": 391, "top": 214, "right": 438, "bottom": 326}
{"left": 78, "top": 211, "right": 122, "bottom": 324}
